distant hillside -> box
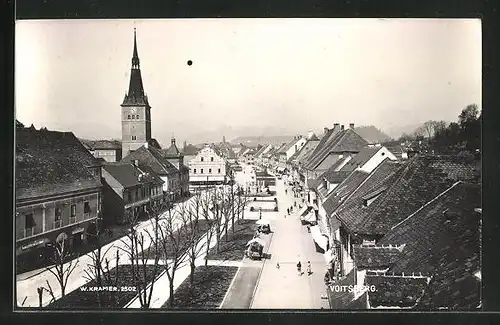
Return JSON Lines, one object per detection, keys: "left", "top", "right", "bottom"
{"left": 230, "top": 135, "right": 295, "bottom": 147}
{"left": 354, "top": 125, "right": 392, "bottom": 144}
{"left": 384, "top": 123, "right": 425, "bottom": 140}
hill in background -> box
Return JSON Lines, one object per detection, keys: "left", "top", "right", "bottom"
{"left": 354, "top": 125, "right": 392, "bottom": 143}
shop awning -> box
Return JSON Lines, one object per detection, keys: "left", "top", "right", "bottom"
{"left": 310, "top": 225, "right": 328, "bottom": 252}
{"left": 299, "top": 205, "right": 310, "bottom": 217}
{"left": 324, "top": 249, "right": 335, "bottom": 264}
{"left": 301, "top": 211, "right": 316, "bottom": 222}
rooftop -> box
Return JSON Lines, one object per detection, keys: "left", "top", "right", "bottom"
{"left": 122, "top": 145, "right": 178, "bottom": 176}
{"left": 103, "top": 162, "right": 164, "bottom": 189}
{"left": 16, "top": 127, "right": 102, "bottom": 200}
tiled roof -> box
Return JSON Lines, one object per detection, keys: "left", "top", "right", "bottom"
{"left": 307, "top": 178, "right": 319, "bottom": 189}
{"left": 103, "top": 162, "right": 164, "bottom": 189}
{"left": 378, "top": 182, "right": 481, "bottom": 310}
{"left": 16, "top": 128, "right": 102, "bottom": 200}
{"left": 182, "top": 144, "right": 200, "bottom": 156}
{"left": 334, "top": 159, "right": 403, "bottom": 232}
{"left": 279, "top": 138, "right": 297, "bottom": 154}
{"left": 366, "top": 275, "right": 429, "bottom": 308}
{"left": 340, "top": 147, "right": 380, "bottom": 172}
{"left": 356, "top": 155, "right": 477, "bottom": 235}
{"left": 353, "top": 245, "right": 403, "bottom": 269}
{"left": 80, "top": 139, "right": 121, "bottom": 150}
{"left": 314, "top": 153, "right": 343, "bottom": 171}
{"left": 163, "top": 140, "right": 182, "bottom": 157}
{"left": 304, "top": 128, "right": 367, "bottom": 171}
{"left": 322, "top": 170, "right": 370, "bottom": 216}
{"left": 319, "top": 156, "right": 351, "bottom": 182}
{"left": 290, "top": 139, "right": 320, "bottom": 165}
{"left": 122, "top": 145, "right": 178, "bottom": 176}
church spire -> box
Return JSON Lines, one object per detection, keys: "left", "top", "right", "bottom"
{"left": 122, "top": 28, "right": 148, "bottom": 106}
{"left": 132, "top": 28, "right": 140, "bottom": 69}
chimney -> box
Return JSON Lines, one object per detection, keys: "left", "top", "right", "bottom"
{"left": 334, "top": 123, "right": 340, "bottom": 129}
{"left": 349, "top": 123, "right": 355, "bottom": 129}
{"left": 324, "top": 127, "right": 329, "bottom": 135}
{"left": 307, "top": 130, "right": 314, "bottom": 139}
{"left": 341, "top": 125, "right": 345, "bottom": 131}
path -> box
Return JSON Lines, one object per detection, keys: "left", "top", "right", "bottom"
{"left": 250, "top": 178, "right": 329, "bottom": 309}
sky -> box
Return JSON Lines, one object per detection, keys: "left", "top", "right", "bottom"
{"left": 15, "top": 19, "right": 481, "bottom": 146}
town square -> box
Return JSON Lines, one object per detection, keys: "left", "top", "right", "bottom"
{"left": 15, "top": 19, "right": 481, "bottom": 310}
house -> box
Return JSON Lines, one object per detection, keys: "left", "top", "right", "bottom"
{"left": 349, "top": 182, "right": 480, "bottom": 310}
{"left": 80, "top": 139, "right": 123, "bottom": 162}
{"left": 300, "top": 123, "right": 368, "bottom": 183}
{"left": 329, "top": 155, "right": 477, "bottom": 278}
{"left": 101, "top": 161, "right": 164, "bottom": 225}
{"left": 121, "top": 143, "right": 180, "bottom": 201}
{"left": 189, "top": 144, "right": 229, "bottom": 187}
{"left": 162, "top": 138, "right": 190, "bottom": 197}
{"left": 16, "top": 126, "right": 103, "bottom": 268}
{"left": 181, "top": 143, "right": 200, "bottom": 165}
{"left": 288, "top": 132, "right": 321, "bottom": 185}
{"left": 255, "top": 169, "right": 276, "bottom": 189}
{"left": 277, "top": 136, "right": 307, "bottom": 169}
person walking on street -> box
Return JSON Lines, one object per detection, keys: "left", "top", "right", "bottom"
{"left": 285, "top": 189, "right": 288, "bottom": 195}
{"left": 276, "top": 261, "right": 280, "bottom": 269}
{"left": 307, "top": 261, "right": 312, "bottom": 275}
{"left": 287, "top": 208, "right": 290, "bottom": 214}
{"left": 297, "top": 261, "right": 302, "bottom": 276}
{"left": 307, "top": 225, "right": 310, "bottom": 233}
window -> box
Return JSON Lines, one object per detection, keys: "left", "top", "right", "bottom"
{"left": 211, "top": 157, "right": 214, "bottom": 162}
{"left": 132, "top": 135, "right": 137, "bottom": 140}
{"left": 127, "top": 191, "right": 132, "bottom": 202}
{"left": 84, "top": 201, "right": 91, "bottom": 214}
{"left": 136, "top": 115, "right": 139, "bottom": 119}
{"left": 201, "top": 157, "right": 204, "bottom": 162}
{"left": 131, "top": 115, "right": 135, "bottom": 119}
{"left": 218, "top": 168, "right": 221, "bottom": 173}
{"left": 193, "top": 169, "right": 197, "bottom": 174}
{"left": 209, "top": 168, "right": 212, "bottom": 173}
{"left": 70, "top": 204, "right": 76, "bottom": 217}
{"left": 55, "top": 208, "right": 62, "bottom": 221}
{"left": 201, "top": 169, "right": 204, "bottom": 174}
{"left": 25, "top": 213, "right": 34, "bottom": 229}
{"left": 128, "top": 115, "right": 131, "bottom": 119}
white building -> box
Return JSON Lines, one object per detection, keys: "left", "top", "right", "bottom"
{"left": 188, "top": 144, "right": 229, "bottom": 187}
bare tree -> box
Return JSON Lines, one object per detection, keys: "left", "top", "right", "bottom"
{"left": 43, "top": 237, "right": 80, "bottom": 299}
{"left": 211, "top": 186, "right": 224, "bottom": 254}
{"left": 181, "top": 196, "right": 205, "bottom": 285}
{"left": 158, "top": 207, "right": 191, "bottom": 308}
{"left": 118, "top": 204, "right": 163, "bottom": 309}
{"left": 200, "top": 189, "right": 216, "bottom": 266}
{"left": 82, "top": 218, "right": 115, "bottom": 307}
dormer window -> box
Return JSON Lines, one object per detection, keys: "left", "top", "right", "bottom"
{"left": 362, "top": 186, "right": 387, "bottom": 207}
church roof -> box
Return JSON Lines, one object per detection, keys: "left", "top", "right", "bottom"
{"left": 163, "top": 139, "right": 182, "bottom": 157}
{"left": 121, "top": 29, "right": 150, "bottom": 107}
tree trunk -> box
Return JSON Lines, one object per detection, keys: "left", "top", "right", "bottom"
{"left": 169, "top": 280, "right": 175, "bottom": 307}
{"left": 190, "top": 261, "right": 195, "bottom": 285}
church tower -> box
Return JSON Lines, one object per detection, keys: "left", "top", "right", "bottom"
{"left": 121, "top": 28, "right": 152, "bottom": 158}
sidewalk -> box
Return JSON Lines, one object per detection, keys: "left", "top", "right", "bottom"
{"left": 16, "top": 191, "right": 212, "bottom": 308}
{"left": 250, "top": 179, "right": 329, "bottom": 309}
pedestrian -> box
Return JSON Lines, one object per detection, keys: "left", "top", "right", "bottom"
{"left": 307, "top": 225, "right": 310, "bottom": 233}
{"left": 285, "top": 189, "right": 287, "bottom": 195}
{"left": 297, "top": 261, "right": 302, "bottom": 276}
{"left": 294, "top": 201, "right": 297, "bottom": 207}
{"left": 287, "top": 208, "right": 290, "bottom": 214}
{"left": 307, "top": 261, "right": 312, "bottom": 275}
{"left": 276, "top": 261, "right": 280, "bottom": 269}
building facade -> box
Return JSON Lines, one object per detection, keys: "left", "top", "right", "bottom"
{"left": 16, "top": 126, "right": 103, "bottom": 270}
{"left": 101, "top": 161, "right": 164, "bottom": 225}
{"left": 189, "top": 145, "right": 229, "bottom": 186}
{"left": 81, "top": 139, "right": 122, "bottom": 162}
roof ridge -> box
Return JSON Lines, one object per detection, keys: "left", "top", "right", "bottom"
{"left": 390, "top": 181, "right": 462, "bottom": 231}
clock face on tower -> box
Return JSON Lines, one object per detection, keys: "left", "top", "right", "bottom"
{"left": 130, "top": 107, "right": 137, "bottom": 114}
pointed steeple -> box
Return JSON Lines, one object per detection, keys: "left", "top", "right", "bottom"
{"left": 122, "top": 28, "right": 148, "bottom": 107}
{"left": 132, "top": 28, "right": 140, "bottom": 69}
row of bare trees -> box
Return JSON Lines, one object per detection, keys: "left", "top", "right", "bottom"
{"left": 39, "top": 181, "right": 253, "bottom": 309}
